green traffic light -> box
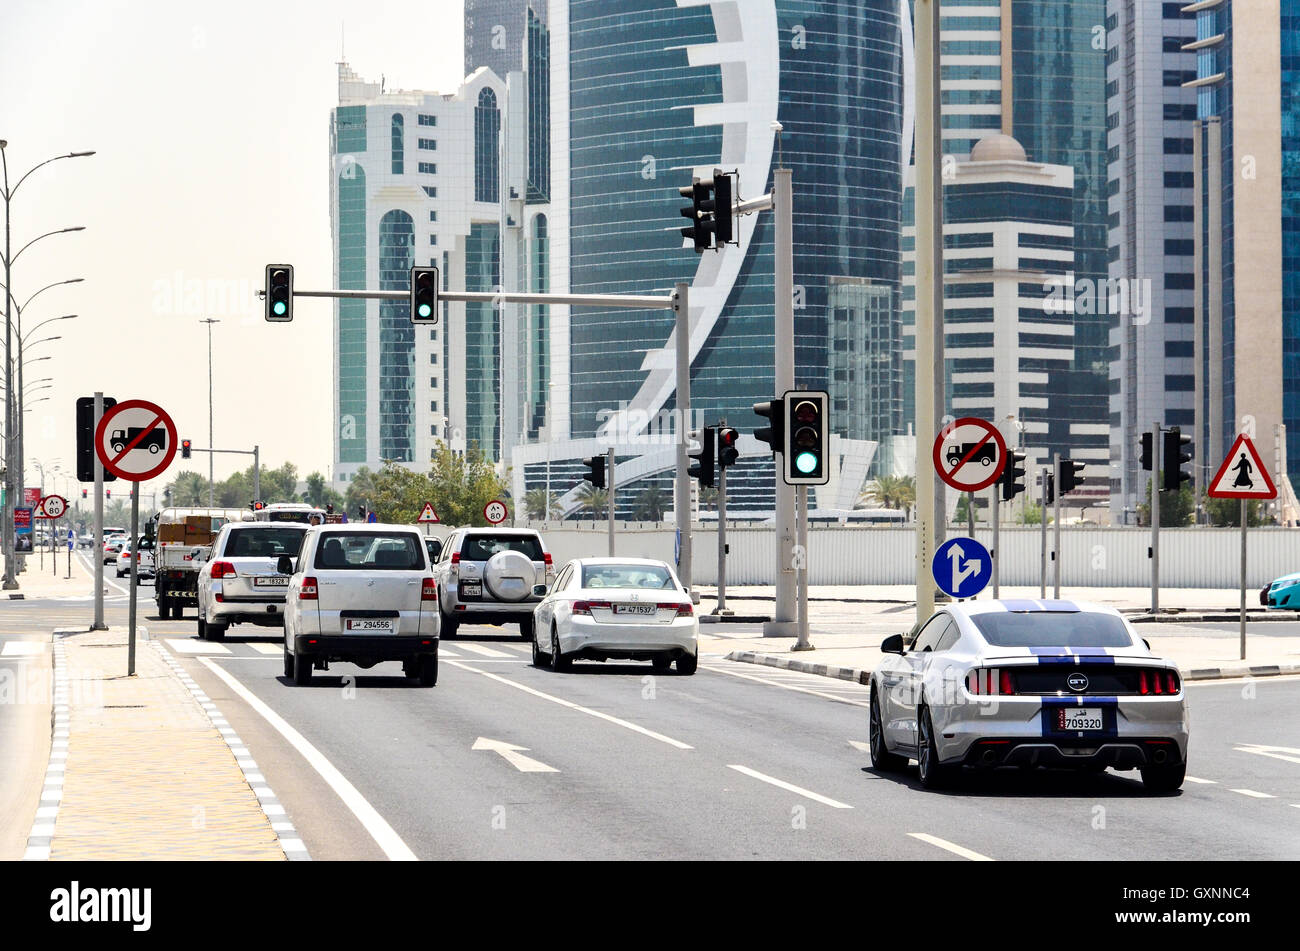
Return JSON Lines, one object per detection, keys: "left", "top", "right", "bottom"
{"left": 795, "top": 451, "right": 818, "bottom": 474}
{"left": 418, "top": 304, "right": 432, "bottom": 318}
{"left": 273, "top": 301, "right": 286, "bottom": 315}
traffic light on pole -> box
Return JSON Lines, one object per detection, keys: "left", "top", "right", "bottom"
{"left": 688, "top": 426, "right": 716, "bottom": 488}
{"left": 410, "top": 266, "right": 439, "bottom": 324}
{"left": 582, "top": 455, "right": 606, "bottom": 490}
{"left": 265, "top": 264, "right": 293, "bottom": 322}
{"left": 678, "top": 171, "right": 734, "bottom": 253}
{"left": 1162, "top": 427, "right": 1192, "bottom": 492}
{"left": 181, "top": 439, "right": 192, "bottom": 460}
{"left": 753, "top": 397, "right": 786, "bottom": 455}
{"left": 82, "top": 489, "right": 88, "bottom": 500}
{"left": 718, "top": 427, "right": 740, "bottom": 469}
{"left": 1043, "top": 472, "right": 1055, "bottom": 506}
{"left": 1057, "top": 457, "right": 1086, "bottom": 495}
{"left": 679, "top": 182, "right": 711, "bottom": 252}
{"left": 76, "top": 395, "right": 117, "bottom": 482}
{"left": 1000, "top": 449, "right": 1026, "bottom": 501}
{"left": 105, "top": 489, "right": 111, "bottom": 499}
{"left": 784, "top": 391, "right": 829, "bottom": 485}
{"left": 1140, "top": 432, "right": 1153, "bottom": 471}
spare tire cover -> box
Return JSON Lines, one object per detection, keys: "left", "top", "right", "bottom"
{"left": 483, "top": 550, "right": 536, "bottom": 602}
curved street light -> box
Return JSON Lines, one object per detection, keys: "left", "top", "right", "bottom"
{"left": 22, "top": 314, "right": 76, "bottom": 346}
{"left": 10, "top": 226, "right": 85, "bottom": 269}
{"left": 1, "top": 143, "right": 94, "bottom": 588}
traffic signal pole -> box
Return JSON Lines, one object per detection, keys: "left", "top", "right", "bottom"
{"left": 764, "top": 168, "right": 798, "bottom": 637}
{"left": 606, "top": 445, "right": 615, "bottom": 557}
{"left": 674, "top": 282, "right": 693, "bottom": 594}
{"left": 1151, "top": 422, "right": 1161, "bottom": 614}
{"left": 716, "top": 459, "right": 729, "bottom": 615}
{"left": 92, "top": 391, "right": 106, "bottom": 630}
{"left": 1053, "top": 454, "right": 1062, "bottom": 599}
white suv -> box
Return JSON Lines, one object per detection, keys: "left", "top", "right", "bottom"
{"left": 430, "top": 528, "right": 553, "bottom": 640}
{"left": 280, "top": 524, "right": 440, "bottom": 686}
{"left": 197, "top": 522, "right": 310, "bottom": 641}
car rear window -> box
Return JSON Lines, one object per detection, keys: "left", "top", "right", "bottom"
{"left": 460, "top": 534, "right": 543, "bottom": 561}
{"left": 224, "top": 528, "right": 307, "bottom": 558}
{"left": 315, "top": 532, "right": 425, "bottom": 570}
{"left": 581, "top": 564, "right": 676, "bottom": 590}
{"left": 971, "top": 611, "right": 1134, "bottom": 649}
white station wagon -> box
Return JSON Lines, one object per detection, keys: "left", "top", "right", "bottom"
{"left": 280, "top": 523, "right": 440, "bottom": 686}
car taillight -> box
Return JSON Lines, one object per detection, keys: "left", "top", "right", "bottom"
{"left": 660, "top": 602, "right": 693, "bottom": 617}
{"left": 421, "top": 577, "right": 437, "bottom": 601}
{"left": 1139, "top": 668, "right": 1179, "bottom": 695}
{"left": 966, "top": 667, "right": 1015, "bottom": 695}
{"left": 1166, "top": 671, "right": 1178, "bottom": 694}
{"left": 1139, "top": 670, "right": 1149, "bottom": 695}
{"left": 210, "top": 561, "right": 237, "bottom": 579}
{"left": 543, "top": 552, "right": 552, "bottom": 567}
{"left": 450, "top": 551, "right": 461, "bottom": 565}
{"left": 572, "top": 600, "right": 610, "bottom": 616}
{"left": 299, "top": 576, "right": 318, "bottom": 600}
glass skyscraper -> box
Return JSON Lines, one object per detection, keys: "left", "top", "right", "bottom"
{"left": 556, "top": 0, "right": 906, "bottom": 474}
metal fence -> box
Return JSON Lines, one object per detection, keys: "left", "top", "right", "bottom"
{"left": 512, "top": 522, "right": 1298, "bottom": 588}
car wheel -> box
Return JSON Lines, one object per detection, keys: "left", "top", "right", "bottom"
{"left": 206, "top": 623, "right": 226, "bottom": 642}
{"left": 441, "top": 613, "right": 459, "bottom": 639}
{"left": 675, "top": 652, "right": 698, "bottom": 676}
{"left": 869, "top": 688, "right": 907, "bottom": 772}
{"left": 549, "top": 628, "right": 571, "bottom": 672}
{"left": 917, "top": 706, "right": 956, "bottom": 790}
{"left": 417, "top": 652, "right": 438, "bottom": 687}
{"left": 531, "top": 631, "right": 549, "bottom": 667}
{"left": 1140, "top": 762, "right": 1186, "bottom": 793}
{"left": 283, "top": 647, "right": 294, "bottom": 679}
{"left": 519, "top": 616, "right": 534, "bottom": 641}
{"left": 293, "top": 651, "right": 314, "bottom": 686}
{"left": 652, "top": 655, "right": 672, "bottom": 672}
{"left": 197, "top": 617, "right": 207, "bottom": 640}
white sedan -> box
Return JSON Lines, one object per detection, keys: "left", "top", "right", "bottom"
{"left": 531, "top": 557, "right": 698, "bottom": 674}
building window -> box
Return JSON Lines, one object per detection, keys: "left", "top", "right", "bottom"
{"left": 418, "top": 114, "right": 437, "bottom": 126}
{"left": 475, "top": 87, "right": 500, "bottom": 203}
{"left": 419, "top": 162, "right": 437, "bottom": 175}
{"left": 429, "top": 211, "right": 437, "bottom": 222}
{"left": 422, "top": 186, "right": 437, "bottom": 198}
{"left": 430, "top": 235, "right": 437, "bottom": 245}
{"left": 418, "top": 138, "right": 437, "bottom": 150}
{"left": 391, "top": 114, "right": 404, "bottom": 174}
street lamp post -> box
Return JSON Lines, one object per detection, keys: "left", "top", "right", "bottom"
{"left": 1, "top": 140, "right": 93, "bottom": 588}
{"left": 201, "top": 319, "right": 220, "bottom": 506}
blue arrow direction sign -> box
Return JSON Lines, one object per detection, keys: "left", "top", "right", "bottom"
{"left": 933, "top": 537, "right": 991, "bottom": 599}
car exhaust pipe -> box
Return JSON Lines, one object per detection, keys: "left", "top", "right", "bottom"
{"left": 1152, "top": 748, "right": 1168, "bottom": 765}
{"left": 981, "top": 748, "right": 998, "bottom": 765}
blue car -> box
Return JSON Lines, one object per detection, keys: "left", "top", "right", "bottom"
{"left": 1260, "top": 572, "right": 1300, "bottom": 609}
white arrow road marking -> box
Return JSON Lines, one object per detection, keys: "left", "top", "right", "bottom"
{"left": 726, "top": 765, "right": 853, "bottom": 809}
{"left": 472, "top": 737, "right": 559, "bottom": 773}
{"left": 908, "top": 832, "right": 994, "bottom": 861}
{"left": 197, "top": 658, "right": 417, "bottom": 861}
{"left": 1233, "top": 743, "right": 1300, "bottom": 766}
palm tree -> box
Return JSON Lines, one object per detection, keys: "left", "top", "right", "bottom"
{"left": 169, "top": 471, "right": 209, "bottom": 506}
{"left": 575, "top": 484, "right": 609, "bottom": 520}
{"left": 524, "top": 487, "right": 559, "bottom": 520}
{"left": 633, "top": 485, "right": 669, "bottom": 521}
{"left": 863, "top": 475, "right": 916, "bottom": 518}
{"left": 697, "top": 486, "right": 719, "bottom": 511}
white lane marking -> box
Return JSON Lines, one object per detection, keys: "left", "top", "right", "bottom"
{"left": 908, "top": 832, "right": 994, "bottom": 861}
{"left": 436, "top": 648, "right": 462, "bottom": 658}
{"left": 247, "top": 642, "right": 284, "bottom": 655}
{"left": 445, "top": 659, "right": 693, "bottom": 750}
{"left": 725, "top": 764, "right": 853, "bottom": 809}
{"left": 164, "top": 639, "right": 231, "bottom": 655}
{"left": 455, "top": 643, "right": 514, "bottom": 658}
{"left": 1229, "top": 788, "right": 1276, "bottom": 799}
{"left": 703, "top": 662, "right": 869, "bottom": 707}
{"left": 196, "top": 657, "right": 417, "bottom": 861}
{"left": 1, "top": 642, "right": 45, "bottom": 656}
{"left": 1187, "top": 674, "right": 1300, "bottom": 687}
{"left": 1233, "top": 743, "right": 1300, "bottom": 766}
{"left": 1183, "top": 776, "right": 1217, "bottom": 785}
{"left": 472, "top": 737, "right": 559, "bottom": 773}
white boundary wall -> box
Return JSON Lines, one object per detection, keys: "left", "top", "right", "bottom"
{"left": 498, "top": 522, "right": 1300, "bottom": 588}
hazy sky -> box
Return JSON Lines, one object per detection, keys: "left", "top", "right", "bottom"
{"left": 0, "top": 0, "right": 466, "bottom": 503}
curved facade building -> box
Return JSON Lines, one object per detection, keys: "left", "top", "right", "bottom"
{"left": 550, "top": 0, "right": 906, "bottom": 471}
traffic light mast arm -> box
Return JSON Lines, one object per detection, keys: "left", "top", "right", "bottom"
{"left": 282, "top": 288, "right": 676, "bottom": 308}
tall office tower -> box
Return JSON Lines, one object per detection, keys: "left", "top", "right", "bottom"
{"left": 520, "top": 0, "right": 907, "bottom": 513}
{"left": 1105, "top": 1, "right": 1198, "bottom": 523}
{"left": 1188, "top": 0, "right": 1300, "bottom": 515}
{"left": 903, "top": 135, "right": 1076, "bottom": 484}
{"left": 329, "top": 63, "right": 519, "bottom": 489}
{"left": 465, "top": 0, "right": 548, "bottom": 79}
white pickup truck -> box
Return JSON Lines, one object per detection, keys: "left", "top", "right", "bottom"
{"left": 150, "top": 507, "right": 253, "bottom": 619}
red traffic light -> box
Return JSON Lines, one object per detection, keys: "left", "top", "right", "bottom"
{"left": 181, "top": 438, "right": 193, "bottom": 459}
{"left": 718, "top": 427, "right": 740, "bottom": 468}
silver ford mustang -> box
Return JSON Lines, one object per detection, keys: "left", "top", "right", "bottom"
{"left": 868, "top": 600, "right": 1189, "bottom": 792}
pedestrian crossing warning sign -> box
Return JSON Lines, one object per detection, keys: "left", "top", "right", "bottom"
{"left": 417, "top": 503, "right": 441, "bottom": 523}
{"left": 1208, "top": 434, "right": 1277, "bottom": 500}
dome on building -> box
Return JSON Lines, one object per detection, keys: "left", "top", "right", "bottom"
{"left": 970, "top": 134, "right": 1027, "bottom": 163}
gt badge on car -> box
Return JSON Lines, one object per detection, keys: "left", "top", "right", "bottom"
{"left": 1067, "top": 672, "right": 1089, "bottom": 692}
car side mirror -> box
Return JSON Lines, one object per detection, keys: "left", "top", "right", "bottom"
{"left": 276, "top": 555, "right": 294, "bottom": 575}
{"left": 881, "top": 634, "right": 905, "bottom": 655}
{"left": 532, "top": 584, "right": 548, "bottom": 597}
{"left": 428, "top": 541, "right": 443, "bottom": 561}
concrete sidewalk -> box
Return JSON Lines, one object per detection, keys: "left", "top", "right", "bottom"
{"left": 4, "top": 548, "right": 116, "bottom": 601}
{"left": 22, "top": 627, "right": 304, "bottom": 861}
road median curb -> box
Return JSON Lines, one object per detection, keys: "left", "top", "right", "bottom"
{"left": 724, "top": 650, "right": 1300, "bottom": 686}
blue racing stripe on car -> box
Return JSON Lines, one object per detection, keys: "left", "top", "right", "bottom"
{"left": 1033, "top": 653, "right": 1116, "bottom": 665}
